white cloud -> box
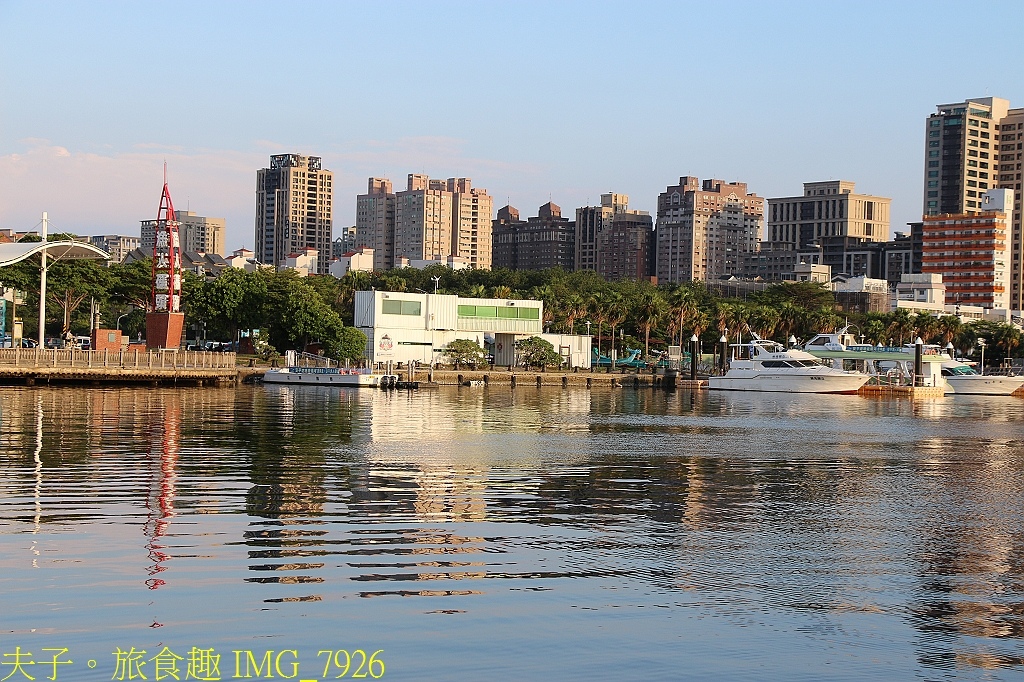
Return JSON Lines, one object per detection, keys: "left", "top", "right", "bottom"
{"left": 0, "top": 138, "right": 546, "bottom": 250}
{"left": 0, "top": 141, "right": 264, "bottom": 245}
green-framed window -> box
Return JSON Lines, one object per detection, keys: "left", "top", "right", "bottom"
{"left": 382, "top": 299, "right": 421, "bottom": 316}
{"left": 458, "top": 304, "right": 540, "bottom": 320}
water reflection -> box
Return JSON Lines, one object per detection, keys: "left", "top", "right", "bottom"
{"left": 0, "top": 385, "right": 1022, "bottom": 679}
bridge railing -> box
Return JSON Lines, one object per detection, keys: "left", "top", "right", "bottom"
{"left": 0, "top": 348, "right": 237, "bottom": 370}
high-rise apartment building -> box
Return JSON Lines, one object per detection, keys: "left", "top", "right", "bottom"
{"left": 924, "top": 97, "right": 1024, "bottom": 308}
{"left": 175, "top": 211, "right": 225, "bottom": 256}
{"left": 255, "top": 154, "right": 333, "bottom": 274}
{"left": 90, "top": 235, "right": 140, "bottom": 265}
{"left": 359, "top": 174, "right": 494, "bottom": 271}
{"left": 394, "top": 174, "right": 455, "bottom": 264}
{"left": 333, "top": 226, "right": 358, "bottom": 260}
{"left": 924, "top": 98, "right": 1008, "bottom": 217}
{"left": 655, "top": 177, "right": 763, "bottom": 283}
{"left": 596, "top": 211, "right": 654, "bottom": 281}
{"left": 356, "top": 178, "right": 396, "bottom": 270}
{"left": 922, "top": 188, "right": 1012, "bottom": 309}
{"left": 765, "top": 181, "right": 890, "bottom": 250}
{"left": 449, "top": 177, "right": 493, "bottom": 270}
{"left": 996, "top": 108, "right": 1024, "bottom": 308}
{"left": 492, "top": 202, "right": 575, "bottom": 271}
{"left": 574, "top": 193, "right": 628, "bottom": 272}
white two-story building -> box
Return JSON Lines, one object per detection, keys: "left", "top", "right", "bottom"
{"left": 354, "top": 291, "right": 591, "bottom": 368}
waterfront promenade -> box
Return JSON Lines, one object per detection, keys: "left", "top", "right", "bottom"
{"left": 0, "top": 347, "right": 239, "bottom": 386}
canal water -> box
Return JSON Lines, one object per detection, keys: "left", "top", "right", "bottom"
{"left": 1, "top": 385, "right": 1023, "bottom": 681}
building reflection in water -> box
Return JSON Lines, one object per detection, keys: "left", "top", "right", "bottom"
{"left": 908, "top": 439, "right": 1024, "bottom": 671}
{"left": 242, "top": 386, "right": 336, "bottom": 603}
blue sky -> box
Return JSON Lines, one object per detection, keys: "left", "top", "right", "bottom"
{"left": 2, "top": 0, "right": 1023, "bottom": 249}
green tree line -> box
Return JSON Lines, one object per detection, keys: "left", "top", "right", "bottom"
{"left": 3, "top": 251, "right": 1020, "bottom": 367}
{"left": 329, "top": 264, "right": 1021, "bottom": 366}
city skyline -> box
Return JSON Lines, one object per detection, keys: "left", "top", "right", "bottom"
{"left": 2, "top": 1, "right": 1024, "bottom": 248}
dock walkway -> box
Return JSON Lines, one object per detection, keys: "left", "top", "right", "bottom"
{"left": 0, "top": 348, "right": 238, "bottom": 386}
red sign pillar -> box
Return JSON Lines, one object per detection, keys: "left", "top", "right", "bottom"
{"left": 146, "top": 181, "right": 185, "bottom": 350}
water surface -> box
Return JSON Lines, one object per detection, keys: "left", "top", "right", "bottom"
{"left": 1, "top": 386, "right": 1023, "bottom": 681}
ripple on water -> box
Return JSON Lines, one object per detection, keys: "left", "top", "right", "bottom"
{"left": 0, "top": 386, "right": 1023, "bottom": 680}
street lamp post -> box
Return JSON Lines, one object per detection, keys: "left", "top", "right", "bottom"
{"left": 719, "top": 329, "right": 728, "bottom": 374}
{"left": 978, "top": 338, "right": 986, "bottom": 375}
{"left": 690, "top": 333, "right": 699, "bottom": 381}
{"left": 116, "top": 312, "right": 130, "bottom": 331}
{"left": 585, "top": 320, "right": 592, "bottom": 371}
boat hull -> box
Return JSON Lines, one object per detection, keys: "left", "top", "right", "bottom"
{"left": 944, "top": 375, "right": 1024, "bottom": 396}
{"left": 262, "top": 369, "right": 392, "bottom": 387}
{"left": 708, "top": 372, "right": 868, "bottom": 394}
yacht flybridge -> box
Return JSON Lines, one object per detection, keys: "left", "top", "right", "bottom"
{"left": 708, "top": 336, "right": 870, "bottom": 394}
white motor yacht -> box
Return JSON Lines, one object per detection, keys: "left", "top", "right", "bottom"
{"left": 709, "top": 336, "right": 869, "bottom": 394}
{"left": 941, "top": 360, "right": 1024, "bottom": 395}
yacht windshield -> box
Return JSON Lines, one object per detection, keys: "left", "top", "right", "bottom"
{"left": 942, "top": 365, "right": 979, "bottom": 376}
{"left": 760, "top": 360, "right": 824, "bottom": 369}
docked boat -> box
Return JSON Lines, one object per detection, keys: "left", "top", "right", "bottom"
{"left": 262, "top": 351, "right": 399, "bottom": 388}
{"left": 802, "top": 329, "right": 947, "bottom": 389}
{"left": 940, "top": 360, "right": 1024, "bottom": 395}
{"left": 262, "top": 365, "right": 399, "bottom": 387}
{"left": 709, "top": 336, "right": 869, "bottom": 394}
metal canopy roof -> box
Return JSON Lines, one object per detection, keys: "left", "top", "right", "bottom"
{"left": 0, "top": 240, "right": 110, "bottom": 268}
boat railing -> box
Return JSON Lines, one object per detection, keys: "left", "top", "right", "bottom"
{"left": 293, "top": 352, "right": 337, "bottom": 369}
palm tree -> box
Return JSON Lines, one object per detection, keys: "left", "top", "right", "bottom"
{"left": 808, "top": 305, "right": 842, "bottom": 334}
{"left": 749, "top": 305, "right": 780, "bottom": 340}
{"left": 690, "top": 310, "right": 710, "bottom": 338}
{"left": 714, "top": 302, "right": 735, "bottom": 335}
{"left": 886, "top": 309, "right": 914, "bottom": 346}
{"left": 588, "top": 291, "right": 609, "bottom": 356}
{"left": 776, "top": 301, "right": 804, "bottom": 344}
{"left": 986, "top": 322, "right": 1022, "bottom": 365}
{"left": 725, "top": 303, "right": 750, "bottom": 341}
{"left": 913, "top": 312, "right": 940, "bottom": 344}
{"left": 467, "top": 284, "right": 487, "bottom": 298}
{"left": 562, "top": 293, "right": 587, "bottom": 334}
{"left": 491, "top": 285, "right": 515, "bottom": 299}
{"left": 667, "top": 287, "right": 698, "bottom": 347}
{"left": 864, "top": 318, "right": 886, "bottom": 345}
{"left": 635, "top": 290, "right": 664, "bottom": 358}
{"left": 530, "top": 285, "right": 559, "bottom": 331}
{"left": 937, "top": 315, "right": 962, "bottom": 345}
{"left": 605, "top": 294, "right": 627, "bottom": 363}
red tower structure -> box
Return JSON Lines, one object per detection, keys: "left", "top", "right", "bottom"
{"left": 145, "top": 177, "right": 185, "bottom": 350}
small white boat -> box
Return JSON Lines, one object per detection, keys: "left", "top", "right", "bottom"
{"left": 941, "top": 361, "right": 1024, "bottom": 395}
{"left": 709, "top": 336, "right": 869, "bottom": 394}
{"left": 262, "top": 366, "right": 399, "bottom": 387}
{"left": 262, "top": 351, "right": 399, "bottom": 388}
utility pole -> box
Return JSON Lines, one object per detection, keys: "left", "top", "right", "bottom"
{"left": 38, "top": 212, "right": 47, "bottom": 347}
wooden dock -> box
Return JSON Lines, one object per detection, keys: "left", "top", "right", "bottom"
{"left": 0, "top": 348, "right": 239, "bottom": 386}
